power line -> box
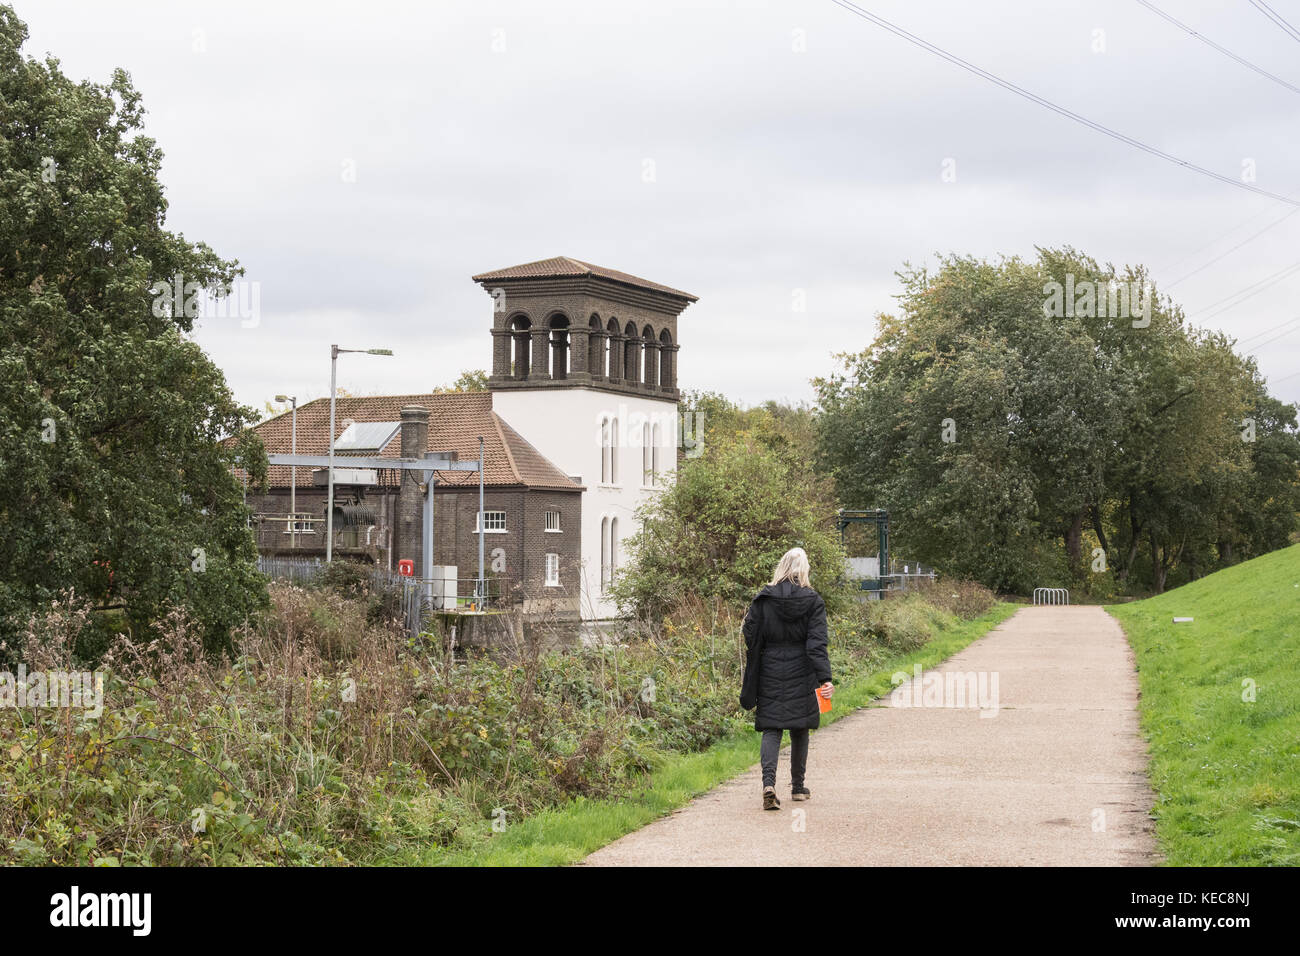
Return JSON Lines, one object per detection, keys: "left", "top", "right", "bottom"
{"left": 1194, "top": 260, "right": 1300, "bottom": 319}
{"left": 1166, "top": 206, "right": 1300, "bottom": 288}
{"left": 1136, "top": 0, "right": 1300, "bottom": 93}
{"left": 1244, "top": 318, "right": 1300, "bottom": 352}
{"left": 1238, "top": 314, "right": 1300, "bottom": 346}
{"left": 828, "top": 0, "right": 1300, "bottom": 206}
{"left": 1249, "top": 0, "right": 1300, "bottom": 43}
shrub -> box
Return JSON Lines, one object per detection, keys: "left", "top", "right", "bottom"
{"left": 613, "top": 432, "right": 848, "bottom": 621}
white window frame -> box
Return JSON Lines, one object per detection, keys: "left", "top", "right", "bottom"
{"left": 288, "top": 513, "right": 316, "bottom": 534}
{"left": 545, "top": 552, "right": 560, "bottom": 587}
{"left": 545, "top": 510, "right": 561, "bottom": 532}
{"left": 475, "top": 510, "right": 508, "bottom": 533}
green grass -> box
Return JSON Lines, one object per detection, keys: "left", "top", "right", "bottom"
{"left": 409, "top": 602, "right": 1019, "bottom": 866}
{"left": 1107, "top": 543, "right": 1300, "bottom": 866}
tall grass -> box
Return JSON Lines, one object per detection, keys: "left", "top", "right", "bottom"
{"left": 1, "top": 577, "right": 1001, "bottom": 865}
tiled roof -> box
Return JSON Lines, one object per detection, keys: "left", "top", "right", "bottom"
{"left": 244, "top": 392, "right": 582, "bottom": 491}
{"left": 472, "top": 256, "right": 698, "bottom": 302}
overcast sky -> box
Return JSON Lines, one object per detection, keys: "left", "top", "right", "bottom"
{"left": 18, "top": 0, "right": 1300, "bottom": 410}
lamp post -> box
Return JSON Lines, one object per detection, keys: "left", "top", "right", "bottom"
{"left": 326, "top": 345, "right": 393, "bottom": 563}
{"left": 477, "top": 434, "right": 486, "bottom": 607}
{"left": 275, "top": 395, "right": 297, "bottom": 548}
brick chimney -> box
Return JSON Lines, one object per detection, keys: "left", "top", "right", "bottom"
{"left": 396, "top": 405, "right": 429, "bottom": 574}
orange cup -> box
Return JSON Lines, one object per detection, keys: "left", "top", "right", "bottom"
{"left": 816, "top": 684, "right": 832, "bottom": 713}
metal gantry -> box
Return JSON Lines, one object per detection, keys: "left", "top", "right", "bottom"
{"left": 836, "top": 508, "right": 890, "bottom": 595}
{"left": 265, "top": 451, "right": 480, "bottom": 600}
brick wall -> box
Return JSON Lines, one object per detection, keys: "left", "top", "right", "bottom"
{"left": 249, "top": 484, "right": 581, "bottom": 617}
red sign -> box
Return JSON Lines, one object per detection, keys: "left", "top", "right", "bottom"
{"left": 398, "top": 559, "right": 414, "bottom": 577}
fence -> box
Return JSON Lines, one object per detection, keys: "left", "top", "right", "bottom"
{"left": 256, "top": 554, "right": 514, "bottom": 635}
{"left": 1032, "top": 587, "right": 1070, "bottom": 606}
{"left": 888, "top": 571, "right": 938, "bottom": 591}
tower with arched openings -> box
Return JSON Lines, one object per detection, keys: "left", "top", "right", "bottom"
{"left": 472, "top": 256, "right": 696, "bottom": 623}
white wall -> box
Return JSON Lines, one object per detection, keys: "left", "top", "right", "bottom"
{"left": 491, "top": 387, "right": 679, "bottom": 619}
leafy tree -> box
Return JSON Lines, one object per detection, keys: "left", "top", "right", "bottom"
{"left": 613, "top": 424, "right": 845, "bottom": 621}
{"left": 436, "top": 369, "right": 488, "bottom": 392}
{"left": 815, "top": 248, "right": 1299, "bottom": 595}
{"left": 0, "top": 6, "right": 267, "bottom": 650}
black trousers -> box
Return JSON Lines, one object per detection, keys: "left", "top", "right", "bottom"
{"left": 760, "top": 728, "right": 809, "bottom": 789}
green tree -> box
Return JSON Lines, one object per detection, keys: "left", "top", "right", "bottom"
{"left": 436, "top": 369, "right": 488, "bottom": 392}
{"left": 612, "top": 427, "right": 846, "bottom": 621}
{"left": 0, "top": 6, "right": 267, "bottom": 649}
{"left": 816, "top": 247, "right": 1298, "bottom": 595}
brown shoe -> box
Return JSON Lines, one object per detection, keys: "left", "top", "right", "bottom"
{"left": 762, "top": 786, "right": 781, "bottom": 811}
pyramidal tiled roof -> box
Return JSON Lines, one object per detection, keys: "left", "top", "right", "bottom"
{"left": 472, "top": 256, "right": 697, "bottom": 302}
{"left": 246, "top": 392, "right": 581, "bottom": 491}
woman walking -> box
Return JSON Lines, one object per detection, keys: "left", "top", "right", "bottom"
{"left": 740, "top": 547, "right": 833, "bottom": 811}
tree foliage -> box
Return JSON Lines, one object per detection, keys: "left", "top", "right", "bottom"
{"left": 436, "top": 369, "right": 488, "bottom": 393}
{"left": 0, "top": 6, "right": 267, "bottom": 648}
{"left": 613, "top": 394, "right": 846, "bottom": 620}
{"left": 815, "top": 248, "right": 1300, "bottom": 595}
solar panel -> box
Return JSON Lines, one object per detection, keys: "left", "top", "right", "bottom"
{"left": 334, "top": 421, "right": 401, "bottom": 454}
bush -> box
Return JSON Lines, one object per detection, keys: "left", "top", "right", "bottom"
{"left": 1, "top": 577, "right": 997, "bottom": 865}
{"left": 613, "top": 432, "right": 848, "bottom": 621}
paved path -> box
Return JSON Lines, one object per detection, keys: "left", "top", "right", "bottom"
{"left": 583, "top": 606, "right": 1157, "bottom": 866}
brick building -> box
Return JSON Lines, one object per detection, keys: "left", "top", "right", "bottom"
{"left": 246, "top": 256, "right": 695, "bottom": 623}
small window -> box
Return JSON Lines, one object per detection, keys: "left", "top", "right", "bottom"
{"left": 545, "top": 510, "right": 561, "bottom": 532}
{"left": 289, "top": 513, "right": 316, "bottom": 534}
{"left": 545, "top": 553, "right": 560, "bottom": 586}
{"left": 475, "top": 510, "right": 507, "bottom": 532}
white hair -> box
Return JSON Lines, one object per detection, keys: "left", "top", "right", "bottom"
{"left": 770, "top": 547, "right": 811, "bottom": 588}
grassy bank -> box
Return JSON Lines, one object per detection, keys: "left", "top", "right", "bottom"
{"left": 405, "top": 601, "right": 1018, "bottom": 866}
{"left": 1107, "top": 543, "right": 1300, "bottom": 866}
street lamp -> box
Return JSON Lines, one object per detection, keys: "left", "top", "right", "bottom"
{"left": 275, "top": 395, "right": 297, "bottom": 549}
{"left": 327, "top": 345, "right": 394, "bottom": 563}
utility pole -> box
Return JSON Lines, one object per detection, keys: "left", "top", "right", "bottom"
{"left": 276, "top": 395, "right": 297, "bottom": 548}
{"left": 477, "top": 434, "right": 486, "bottom": 607}
{"left": 326, "top": 344, "right": 392, "bottom": 563}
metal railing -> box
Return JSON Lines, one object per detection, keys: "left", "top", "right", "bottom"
{"left": 1032, "top": 587, "right": 1070, "bottom": 606}
{"left": 256, "top": 555, "right": 515, "bottom": 635}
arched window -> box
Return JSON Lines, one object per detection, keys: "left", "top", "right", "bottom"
{"left": 623, "top": 321, "right": 640, "bottom": 384}
{"left": 658, "top": 328, "right": 674, "bottom": 390}
{"left": 588, "top": 315, "right": 603, "bottom": 378}
{"left": 606, "top": 318, "right": 621, "bottom": 379}
{"left": 549, "top": 314, "right": 569, "bottom": 379}
{"left": 642, "top": 325, "right": 658, "bottom": 388}
{"left": 652, "top": 422, "right": 662, "bottom": 480}
{"left": 510, "top": 315, "right": 531, "bottom": 380}
{"left": 610, "top": 516, "right": 619, "bottom": 578}
{"left": 642, "top": 421, "right": 651, "bottom": 485}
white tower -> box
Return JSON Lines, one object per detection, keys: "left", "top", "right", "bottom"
{"left": 473, "top": 257, "right": 697, "bottom": 620}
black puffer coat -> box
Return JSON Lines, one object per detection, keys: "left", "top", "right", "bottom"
{"left": 740, "top": 581, "right": 832, "bottom": 730}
